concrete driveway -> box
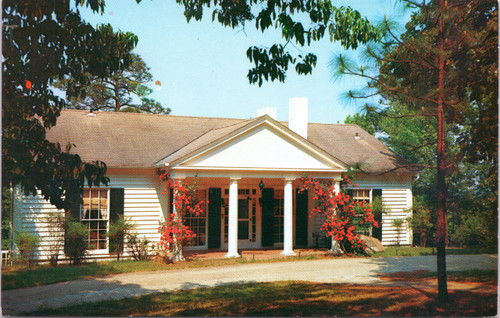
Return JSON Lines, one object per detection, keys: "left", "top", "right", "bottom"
{"left": 2, "top": 254, "right": 497, "bottom": 315}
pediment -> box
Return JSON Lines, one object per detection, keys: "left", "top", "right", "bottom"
{"left": 176, "top": 121, "right": 345, "bottom": 171}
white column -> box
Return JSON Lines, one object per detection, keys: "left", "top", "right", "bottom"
{"left": 281, "top": 178, "right": 296, "bottom": 256}
{"left": 226, "top": 178, "right": 240, "bottom": 258}
{"left": 330, "top": 179, "right": 343, "bottom": 255}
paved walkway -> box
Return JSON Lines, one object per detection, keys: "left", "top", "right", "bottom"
{"left": 2, "top": 254, "right": 497, "bottom": 315}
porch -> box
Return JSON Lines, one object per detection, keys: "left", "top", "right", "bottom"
{"left": 183, "top": 248, "right": 332, "bottom": 260}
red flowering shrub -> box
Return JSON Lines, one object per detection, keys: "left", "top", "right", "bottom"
{"left": 158, "top": 176, "right": 206, "bottom": 261}
{"left": 299, "top": 174, "right": 378, "bottom": 253}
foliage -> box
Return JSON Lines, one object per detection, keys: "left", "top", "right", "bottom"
{"left": 14, "top": 232, "right": 41, "bottom": 267}
{"left": 2, "top": 186, "right": 12, "bottom": 250}
{"left": 64, "top": 219, "right": 89, "bottom": 265}
{"left": 56, "top": 48, "right": 170, "bottom": 114}
{"left": 3, "top": 0, "right": 115, "bottom": 212}
{"left": 152, "top": 0, "right": 381, "bottom": 86}
{"left": 107, "top": 217, "right": 135, "bottom": 261}
{"left": 158, "top": 176, "right": 206, "bottom": 262}
{"left": 126, "top": 233, "right": 157, "bottom": 261}
{"left": 299, "top": 175, "right": 378, "bottom": 254}
{"left": 334, "top": 0, "right": 498, "bottom": 302}
{"left": 42, "top": 212, "right": 66, "bottom": 266}
{"left": 407, "top": 196, "right": 434, "bottom": 247}
{"left": 391, "top": 219, "right": 404, "bottom": 249}
{"left": 449, "top": 211, "right": 497, "bottom": 248}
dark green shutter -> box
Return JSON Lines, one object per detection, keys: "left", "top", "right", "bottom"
{"left": 208, "top": 188, "right": 221, "bottom": 248}
{"left": 261, "top": 188, "right": 274, "bottom": 247}
{"left": 64, "top": 196, "right": 81, "bottom": 255}
{"left": 109, "top": 188, "right": 125, "bottom": 253}
{"left": 372, "top": 189, "right": 382, "bottom": 198}
{"left": 347, "top": 189, "right": 353, "bottom": 199}
{"left": 295, "top": 189, "right": 308, "bottom": 247}
{"left": 371, "top": 189, "right": 383, "bottom": 241}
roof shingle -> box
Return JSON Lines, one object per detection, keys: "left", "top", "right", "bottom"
{"left": 46, "top": 110, "right": 409, "bottom": 173}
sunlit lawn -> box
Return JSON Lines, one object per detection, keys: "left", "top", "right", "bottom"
{"left": 24, "top": 280, "right": 497, "bottom": 317}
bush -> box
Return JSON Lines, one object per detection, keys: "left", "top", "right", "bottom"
{"left": 64, "top": 220, "right": 89, "bottom": 265}
{"left": 450, "top": 212, "right": 498, "bottom": 248}
{"left": 43, "top": 213, "right": 65, "bottom": 267}
{"left": 127, "top": 233, "right": 156, "bottom": 261}
{"left": 14, "top": 232, "right": 40, "bottom": 267}
{"left": 107, "top": 217, "right": 134, "bottom": 261}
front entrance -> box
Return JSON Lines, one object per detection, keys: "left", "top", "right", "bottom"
{"left": 222, "top": 188, "right": 260, "bottom": 249}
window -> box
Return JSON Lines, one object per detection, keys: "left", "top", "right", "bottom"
{"left": 184, "top": 189, "right": 207, "bottom": 247}
{"left": 81, "top": 189, "right": 109, "bottom": 250}
{"left": 273, "top": 190, "right": 284, "bottom": 243}
{"left": 352, "top": 189, "right": 370, "bottom": 203}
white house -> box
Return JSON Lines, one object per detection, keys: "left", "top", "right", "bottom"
{"left": 12, "top": 97, "right": 414, "bottom": 261}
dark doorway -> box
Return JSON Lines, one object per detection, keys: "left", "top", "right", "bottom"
{"left": 261, "top": 188, "right": 274, "bottom": 247}
{"left": 208, "top": 188, "right": 221, "bottom": 248}
{"left": 295, "top": 189, "right": 308, "bottom": 247}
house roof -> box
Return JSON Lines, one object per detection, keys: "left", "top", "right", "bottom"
{"left": 45, "top": 110, "right": 411, "bottom": 173}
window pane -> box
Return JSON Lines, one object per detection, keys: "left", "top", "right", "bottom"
{"left": 238, "top": 221, "right": 249, "bottom": 239}
{"left": 81, "top": 189, "right": 109, "bottom": 249}
{"left": 238, "top": 199, "right": 249, "bottom": 219}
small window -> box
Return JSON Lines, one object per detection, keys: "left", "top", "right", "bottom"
{"left": 352, "top": 189, "right": 370, "bottom": 202}
{"left": 184, "top": 189, "right": 207, "bottom": 247}
{"left": 81, "top": 189, "right": 109, "bottom": 250}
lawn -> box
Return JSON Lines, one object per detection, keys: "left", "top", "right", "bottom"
{"left": 2, "top": 246, "right": 496, "bottom": 290}
{"left": 24, "top": 279, "right": 497, "bottom": 317}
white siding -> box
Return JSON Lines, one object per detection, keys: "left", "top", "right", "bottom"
{"left": 351, "top": 176, "right": 412, "bottom": 246}
{"left": 307, "top": 174, "right": 413, "bottom": 247}
{"left": 380, "top": 189, "right": 412, "bottom": 246}
{"left": 13, "top": 170, "right": 165, "bottom": 262}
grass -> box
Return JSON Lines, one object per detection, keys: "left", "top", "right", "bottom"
{"left": 423, "top": 269, "right": 498, "bottom": 282}
{"left": 3, "top": 246, "right": 496, "bottom": 290}
{"left": 23, "top": 280, "right": 498, "bottom": 317}
{"left": 2, "top": 254, "right": 329, "bottom": 290}
{"left": 374, "top": 246, "right": 497, "bottom": 257}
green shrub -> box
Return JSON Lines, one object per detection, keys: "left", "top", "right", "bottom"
{"left": 14, "top": 232, "right": 40, "bottom": 267}
{"left": 107, "top": 217, "right": 134, "bottom": 261}
{"left": 64, "top": 220, "right": 89, "bottom": 265}
{"left": 43, "top": 213, "right": 65, "bottom": 267}
{"left": 450, "top": 212, "right": 497, "bottom": 248}
{"left": 127, "top": 233, "right": 156, "bottom": 261}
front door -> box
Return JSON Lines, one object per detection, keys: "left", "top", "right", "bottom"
{"left": 222, "top": 188, "right": 260, "bottom": 249}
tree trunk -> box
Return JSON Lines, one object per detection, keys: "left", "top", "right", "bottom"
{"left": 436, "top": 0, "right": 449, "bottom": 303}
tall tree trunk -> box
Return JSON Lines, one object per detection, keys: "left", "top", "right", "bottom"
{"left": 114, "top": 81, "right": 121, "bottom": 111}
{"left": 436, "top": 0, "right": 448, "bottom": 303}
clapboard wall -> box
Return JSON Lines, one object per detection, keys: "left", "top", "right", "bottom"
{"left": 12, "top": 168, "right": 167, "bottom": 262}
{"left": 310, "top": 173, "right": 413, "bottom": 246}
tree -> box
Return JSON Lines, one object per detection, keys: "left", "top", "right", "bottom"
{"left": 158, "top": 175, "right": 205, "bottom": 262}
{"left": 56, "top": 32, "right": 170, "bottom": 114}
{"left": 2, "top": 1, "right": 140, "bottom": 211}
{"left": 333, "top": 0, "right": 498, "bottom": 302}
{"left": 299, "top": 174, "right": 378, "bottom": 255}
{"left": 154, "top": 0, "right": 381, "bottom": 86}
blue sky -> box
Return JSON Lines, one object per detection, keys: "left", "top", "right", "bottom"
{"left": 80, "top": 0, "right": 409, "bottom": 124}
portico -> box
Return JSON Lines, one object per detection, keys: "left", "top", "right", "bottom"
{"left": 160, "top": 103, "right": 347, "bottom": 255}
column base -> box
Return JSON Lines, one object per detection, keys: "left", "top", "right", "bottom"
{"left": 280, "top": 250, "right": 296, "bottom": 256}
{"left": 225, "top": 252, "right": 240, "bottom": 258}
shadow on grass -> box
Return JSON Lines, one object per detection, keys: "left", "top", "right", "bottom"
{"left": 23, "top": 281, "right": 498, "bottom": 317}
{"left": 3, "top": 277, "right": 162, "bottom": 316}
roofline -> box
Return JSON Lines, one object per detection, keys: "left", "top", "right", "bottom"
{"left": 155, "top": 115, "right": 348, "bottom": 170}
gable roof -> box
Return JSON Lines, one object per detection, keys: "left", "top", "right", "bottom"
{"left": 155, "top": 115, "right": 347, "bottom": 170}
{"left": 45, "top": 110, "right": 410, "bottom": 173}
